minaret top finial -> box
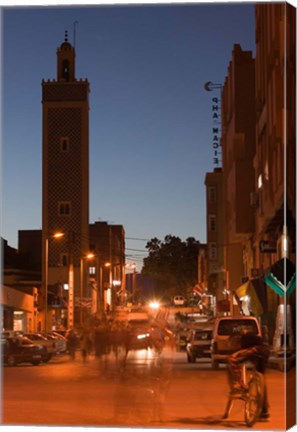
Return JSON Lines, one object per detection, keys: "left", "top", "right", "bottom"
{"left": 64, "top": 30, "right": 68, "bottom": 42}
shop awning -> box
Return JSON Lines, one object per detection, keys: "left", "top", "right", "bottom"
{"left": 264, "top": 257, "right": 296, "bottom": 297}
{"left": 236, "top": 279, "right": 267, "bottom": 316}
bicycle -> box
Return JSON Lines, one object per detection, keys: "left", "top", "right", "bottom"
{"left": 223, "top": 360, "right": 265, "bottom": 427}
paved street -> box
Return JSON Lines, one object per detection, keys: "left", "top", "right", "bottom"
{"left": 2, "top": 345, "right": 288, "bottom": 430}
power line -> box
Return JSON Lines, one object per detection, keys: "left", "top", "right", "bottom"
{"left": 125, "top": 247, "right": 147, "bottom": 252}
{"left": 126, "top": 237, "right": 149, "bottom": 242}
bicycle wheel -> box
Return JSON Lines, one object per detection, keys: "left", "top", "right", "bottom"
{"left": 244, "top": 372, "right": 264, "bottom": 427}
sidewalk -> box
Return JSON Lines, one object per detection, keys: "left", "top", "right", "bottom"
{"left": 268, "top": 353, "right": 296, "bottom": 371}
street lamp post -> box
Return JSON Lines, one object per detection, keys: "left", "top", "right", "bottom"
{"left": 44, "top": 237, "right": 49, "bottom": 331}
{"left": 79, "top": 253, "right": 96, "bottom": 325}
{"left": 44, "top": 232, "right": 64, "bottom": 332}
{"left": 79, "top": 257, "right": 84, "bottom": 326}
{"left": 97, "top": 261, "right": 112, "bottom": 314}
{"left": 132, "top": 263, "right": 137, "bottom": 304}
{"left": 104, "top": 262, "right": 112, "bottom": 312}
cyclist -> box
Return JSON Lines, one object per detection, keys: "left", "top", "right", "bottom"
{"left": 227, "top": 330, "right": 271, "bottom": 419}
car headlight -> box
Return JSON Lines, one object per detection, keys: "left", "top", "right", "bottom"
{"left": 137, "top": 333, "right": 149, "bottom": 340}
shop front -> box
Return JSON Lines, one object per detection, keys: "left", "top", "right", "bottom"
{"left": 1, "top": 285, "right": 37, "bottom": 332}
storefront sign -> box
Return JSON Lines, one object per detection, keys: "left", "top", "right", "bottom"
{"left": 211, "top": 97, "right": 221, "bottom": 166}
{"left": 204, "top": 82, "right": 222, "bottom": 167}
{"left": 68, "top": 264, "right": 74, "bottom": 328}
{"left": 259, "top": 240, "right": 277, "bottom": 253}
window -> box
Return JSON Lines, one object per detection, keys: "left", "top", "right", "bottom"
{"left": 58, "top": 201, "right": 71, "bottom": 216}
{"left": 60, "top": 253, "right": 68, "bottom": 267}
{"left": 62, "top": 60, "right": 70, "bottom": 81}
{"left": 209, "top": 243, "right": 217, "bottom": 260}
{"left": 89, "top": 267, "right": 96, "bottom": 275}
{"left": 217, "top": 319, "right": 258, "bottom": 336}
{"left": 60, "top": 137, "right": 70, "bottom": 152}
{"left": 209, "top": 215, "right": 217, "bottom": 232}
{"left": 208, "top": 186, "right": 216, "bottom": 203}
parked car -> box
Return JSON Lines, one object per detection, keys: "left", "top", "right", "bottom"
{"left": 173, "top": 296, "right": 186, "bottom": 306}
{"left": 50, "top": 330, "right": 67, "bottom": 338}
{"left": 186, "top": 327, "right": 213, "bottom": 362}
{"left": 2, "top": 337, "right": 43, "bottom": 366}
{"left": 2, "top": 330, "right": 23, "bottom": 338}
{"left": 46, "top": 332, "right": 67, "bottom": 354}
{"left": 176, "top": 329, "right": 189, "bottom": 351}
{"left": 210, "top": 316, "right": 261, "bottom": 370}
{"left": 23, "top": 333, "right": 55, "bottom": 362}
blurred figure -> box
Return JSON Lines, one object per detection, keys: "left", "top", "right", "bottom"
{"left": 110, "top": 320, "right": 127, "bottom": 369}
{"left": 150, "top": 324, "right": 165, "bottom": 355}
{"left": 93, "top": 322, "right": 110, "bottom": 370}
{"left": 66, "top": 328, "right": 79, "bottom": 360}
{"left": 80, "top": 328, "right": 92, "bottom": 362}
{"left": 227, "top": 331, "right": 271, "bottom": 419}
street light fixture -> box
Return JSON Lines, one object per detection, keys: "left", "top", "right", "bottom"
{"left": 128, "top": 263, "right": 137, "bottom": 304}
{"left": 44, "top": 232, "right": 64, "bottom": 331}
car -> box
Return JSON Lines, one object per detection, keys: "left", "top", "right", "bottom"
{"left": 186, "top": 327, "right": 213, "bottom": 362}
{"left": 176, "top": 329, "right": 189, "bottom": 351}
{"left": 50, "top": 330, "right": 67, "bottom": 338}
{"left": 173, "top": 296, "right": 186, "bottom": 306}
{"left": 125, "top": 320, "right": 152, "bottom": 351}
{"left": 210, "top": 316, "right": 262, "bottom": 370}
{"left": 23, "top": 333, "right": 56, "bottom": 362}
{"left": 2, "top": 337, "right": 43, "bottom": 366}
{"left": 2, "top": 330, "right": 24, "bottom": 338}
{"left": 44, "top": 332, "right": 67, "bottom": 354}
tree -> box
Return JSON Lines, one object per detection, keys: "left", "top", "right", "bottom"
{"left": 141, "top": 235, "right": 200, "bottom": 302}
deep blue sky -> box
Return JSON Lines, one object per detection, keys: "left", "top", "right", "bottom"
{"left": 1, "top": 2, "right": 256, "bottom": 267}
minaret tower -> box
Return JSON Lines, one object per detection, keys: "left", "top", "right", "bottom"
{"left": 42, "top": 31, "right": 90, "bottom": 330}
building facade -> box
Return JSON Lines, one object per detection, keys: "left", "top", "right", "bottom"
{"left": 251, "top": 3, "right": 296, "bottom": 339}
{"left": 42, "top": 33, "right": 90, "bottom": 329}
{"left": 220, "top": 44, "right": 258, "bottom": 317}
{"left": 205, "top": 5, "right": 296, "bottom": 330}
{"left": 89, "top": 221, "right": 126, "bottom": 313}
{"left": 204, "top": 168, "right": 225, "bottom": 306}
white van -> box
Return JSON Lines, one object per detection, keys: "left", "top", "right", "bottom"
{"left": 173, "top": 295, "right": 186, "bottom": 306}
{"left": 210, "top": 316, "right": 261, "bottom": 369}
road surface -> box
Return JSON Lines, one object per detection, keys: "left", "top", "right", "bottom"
{"left": 2, "top": 345, "right": 289, "bottom": 430}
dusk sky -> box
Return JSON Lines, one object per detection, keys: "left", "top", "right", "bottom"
{"left": 1, "top": 1, "right": 256, "bottom": 268}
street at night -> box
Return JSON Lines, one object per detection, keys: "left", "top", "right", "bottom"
{"left": 1, "top": 2, "right": 296, "bottom": 431}
{"left": 2, "top": 345, "right": 287, "bottom": 430}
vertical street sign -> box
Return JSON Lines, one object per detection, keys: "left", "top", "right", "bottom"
{"left": 68, "top": 264, "right": 74, "bottom": 328}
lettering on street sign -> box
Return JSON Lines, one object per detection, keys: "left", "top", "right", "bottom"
{"left": 259, "top": 240, "right": 277, "bottom": 253}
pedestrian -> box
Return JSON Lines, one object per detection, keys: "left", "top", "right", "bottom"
{"left": 66, "top": 328, "right": 78, "bottom": 360}
{"left": 110, "top": 320, "right": 125, "bottom": 363}
{"left": 80, "top": 329, "right": 91, "bottom": 362}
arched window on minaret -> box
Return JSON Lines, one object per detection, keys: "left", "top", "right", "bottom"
{"left": 57, "top": 31, "right": 75, "bottom": 82}
{"left": 62, "top": 59, "right": 70, "bottom": 81}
